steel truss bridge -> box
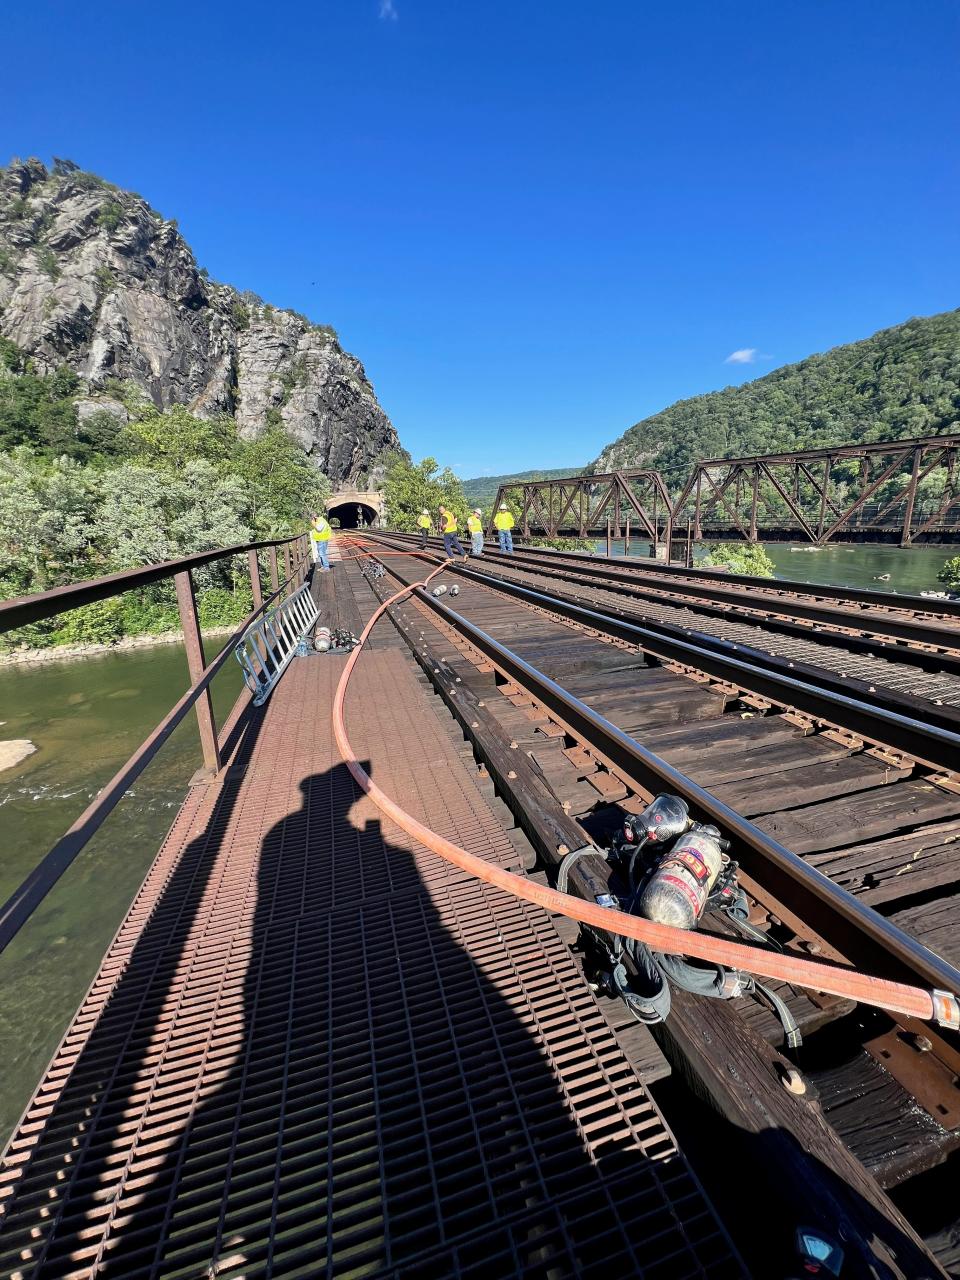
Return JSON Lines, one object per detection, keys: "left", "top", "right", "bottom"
{"left": 491, "top": 433, "right": 960, "bottom": 548}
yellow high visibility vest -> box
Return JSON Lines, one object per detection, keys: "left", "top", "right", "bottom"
{"left": 416, "top": 514, "right": 431, "bottom": 529}
{"left": 441, "top": 511, "right": 457, "bottom": 534}
{"left": 467, "top": 515, "right": 482, "bottom": 534}
{"left": 311, "top": 518, "right": 331, "bottom": 541}
{"left": 493, "top": 511, "right": 514, "bottom": 531}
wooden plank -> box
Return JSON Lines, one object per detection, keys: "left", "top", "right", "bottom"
{"left": 562, "top": 668, "right": 687, "bottom": 696}
{"left": 712, "top": 755, "right": 911, "bottom": 817}
{"left": 639, "top": 714, "right": 802, "bottom": 757}
{"left": 891, "top": 893, "right": 960, "bottom": 967}
{"left": 756, "top": 781, "right": 960, "bottom": 855}
{"left": 617, "top": 691, "right": 729, "bottom": 731}
{"left": 656, "top": 988, "right": 947, "bottom": 1278}
{"left": 688, "top": 736, "right": 854, "bottom": 787}
{"left": 807, "top": 821, "right": 960, "bottom": 906}
{"left": 813, "top": 1045, "right": 960, "bottom": 1186}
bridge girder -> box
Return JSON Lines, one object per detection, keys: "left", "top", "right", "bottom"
{"left": 671, "top": 434, "right": 960, "bottom": 546}
{"left": 497, "top": 434, "right": 960, "bottom": 548}
{"left": 490, "top": 469, "right": 674, "bottom": 548}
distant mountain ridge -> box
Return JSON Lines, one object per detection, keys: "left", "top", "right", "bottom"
{"left": 0, "top": 156, "right": 401, "bottom": 484}
{"left": 461, "top": 466, "right": 584, "bottom": 509}
{"left": 590, "top": 309, "right": 960, "bottom": 479}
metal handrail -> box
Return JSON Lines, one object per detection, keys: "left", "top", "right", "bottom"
{"left": 0, "top": 535, "right": 301, "bottom": 632}
{"left": 0, "top": 532, "right": 312, "bottom": 955}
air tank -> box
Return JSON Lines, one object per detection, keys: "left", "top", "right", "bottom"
{"left": 638, "top": 823, "right": 726, "bottom": 930}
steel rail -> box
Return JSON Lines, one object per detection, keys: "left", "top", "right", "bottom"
{"left": 0, "top": 535, "right": 301, "bottom": 632}
{"left": 0, "top": 547, "right": 310, "bottom": 956}
{"left": 337, "top": 550, "right": 959, "bottom": 1025}
{"left": 503, "top": 540, "right": 960, "bottom": 621}
{"left": 470, "top": 547, "right": 960, "bottom": 681}
{"left": 367, "top": 535, "right": 960, "bottom": 773}
{"left": 446, "top": 558, "right": 960, "bottom": 735}
{"left": 383, "top": 529, "right": 960, "bottom": 679}
{"left": 355, "top": 542, "right": 960, "bottom": 1025}
{"left": 382, "top": 529, "right": 960, "bottom": 637}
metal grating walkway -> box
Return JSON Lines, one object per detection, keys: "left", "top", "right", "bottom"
{"left": 0, "top": 639, "right": 741, "bottom": 1278}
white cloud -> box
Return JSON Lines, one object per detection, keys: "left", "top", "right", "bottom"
{"left": 724, "top": 348, "right": 758, "bottom": 365}
{"left": 379, "top": 0, "right": 398, "bottom": 19}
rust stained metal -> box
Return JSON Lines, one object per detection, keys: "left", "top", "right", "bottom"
{"left": 0, "top": 648, "right": 742, "bottom": 1279}
{"left": 0, "top": 537, "right": 311, "bottom": 957}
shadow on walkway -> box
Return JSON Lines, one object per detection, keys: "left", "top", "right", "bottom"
{"left": 3, "top": 731, "right": 742, "bottom": 1277}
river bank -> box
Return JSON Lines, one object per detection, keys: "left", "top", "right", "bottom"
{"left": 0, "top": 625, "right": 236, "bottom": 668}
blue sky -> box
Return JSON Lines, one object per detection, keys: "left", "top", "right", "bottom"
{"left": 6, "top": 1, "right": 959, "bottom": 477}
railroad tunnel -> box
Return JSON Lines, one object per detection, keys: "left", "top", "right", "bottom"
{"left": 327, "top": 501, "right": 377, "bottom": 529}
{"left": 325, "top": 491, "right": 383, "bottom": 529}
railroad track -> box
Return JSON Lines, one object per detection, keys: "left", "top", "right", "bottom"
{"left": 357, "top": 533, "right": 960, "bottom": 1274}
{"left": 385, "top": 531, "right": 960, "bottom": 685}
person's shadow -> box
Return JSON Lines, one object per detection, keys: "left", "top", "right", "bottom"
{"left": 2, "top": 746, "right": 741, "bottom": 1278}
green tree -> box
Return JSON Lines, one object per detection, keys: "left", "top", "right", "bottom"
{"left": 383, "top": 455, "right": 468, "bottom": 531}
{"left": 0, "top": 365, "right": 85, "bottom": 457}
{"left": 122, "top": 405, "right": 236, "bottom": 471}
{"left": 0, "top": 449, "right": 97, "bottom": 592}
{"left": 937, "top": 556, "right": 960, "bottom": 591}
{"left": 702, "top": 542, "right": 776, "bottom": 578}
{"left": 234, "top": 427, "right": 330, "bottom": 534}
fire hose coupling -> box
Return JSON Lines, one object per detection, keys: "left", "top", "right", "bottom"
{"left": 932, "top": 989, "right": 960, "bottom": 1030}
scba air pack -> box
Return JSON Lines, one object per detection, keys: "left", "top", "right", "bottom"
{"left": 593, "top": 794, "right": 801, "bottom": 1047}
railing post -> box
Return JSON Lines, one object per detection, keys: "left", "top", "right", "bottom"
{"left": 282, "top": 544, "right": 293, "bottom": 594}
{"left": 624, "top": 515, "right": 630, "bottom": 557}
{"left": 248, "top": 549, "right": 264, "bottom": 614}
{"left": 174, "top": 569, "right": 221, "bottom": 780}
{"left": 268, "top": 546, "right": 280, "bottom": 595}
{"left": 686, "top": 517, "right": 693, "bottom": 568}
{"left": 605, "top": 518, "right": 612, "bottom": 556}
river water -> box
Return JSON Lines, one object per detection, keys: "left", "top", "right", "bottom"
{"left": 604, "top": 539, "right": 960, "bottom": 597}
{"left": 0, "top": 644, "right": 243, "bottom": 1143}
{"left": 1, "top": 541, "right": 958, "bottom": 1145}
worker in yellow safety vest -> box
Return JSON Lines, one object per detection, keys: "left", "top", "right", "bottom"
{"left": 467, "top": 508, "right": 484, "bottom": 557}
{"left": 416, "top": 508, "right": 432, "bottom": 549}
{"left": 309, "top": 512, "right": 332, "bottom": 571}
{"left": 438, "top": 506, "right": 465, "bottom": 559}
{"left": 493, "top": 503, "right": 515, "bottom": 553}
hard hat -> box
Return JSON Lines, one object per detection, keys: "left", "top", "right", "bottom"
{"left": 421, "top": 508, "right": 429, "bottom": 514}
{"left": 499, "top": 503, "right": 508, "bottom": 510}
{"left": 473, "top": 508, "right": 482, "bottom": 514}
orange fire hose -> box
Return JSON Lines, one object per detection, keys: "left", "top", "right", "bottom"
{"left": 331, "top": 558, "right": 957, "bottom": 1027}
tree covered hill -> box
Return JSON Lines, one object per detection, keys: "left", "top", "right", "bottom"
{"left": 590, "top": 309, "right": 960, "bottom": 481}
{"left": 461, "top": 466, "right": 584, "bottom": 509}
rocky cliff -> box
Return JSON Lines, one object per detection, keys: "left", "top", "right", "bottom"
{"left": 0, "top": 157, "right": 401, "bottom": 484}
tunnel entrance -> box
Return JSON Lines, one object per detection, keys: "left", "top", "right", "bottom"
{"left": 327, "top": 502, "right": 378, "bottom": 529}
